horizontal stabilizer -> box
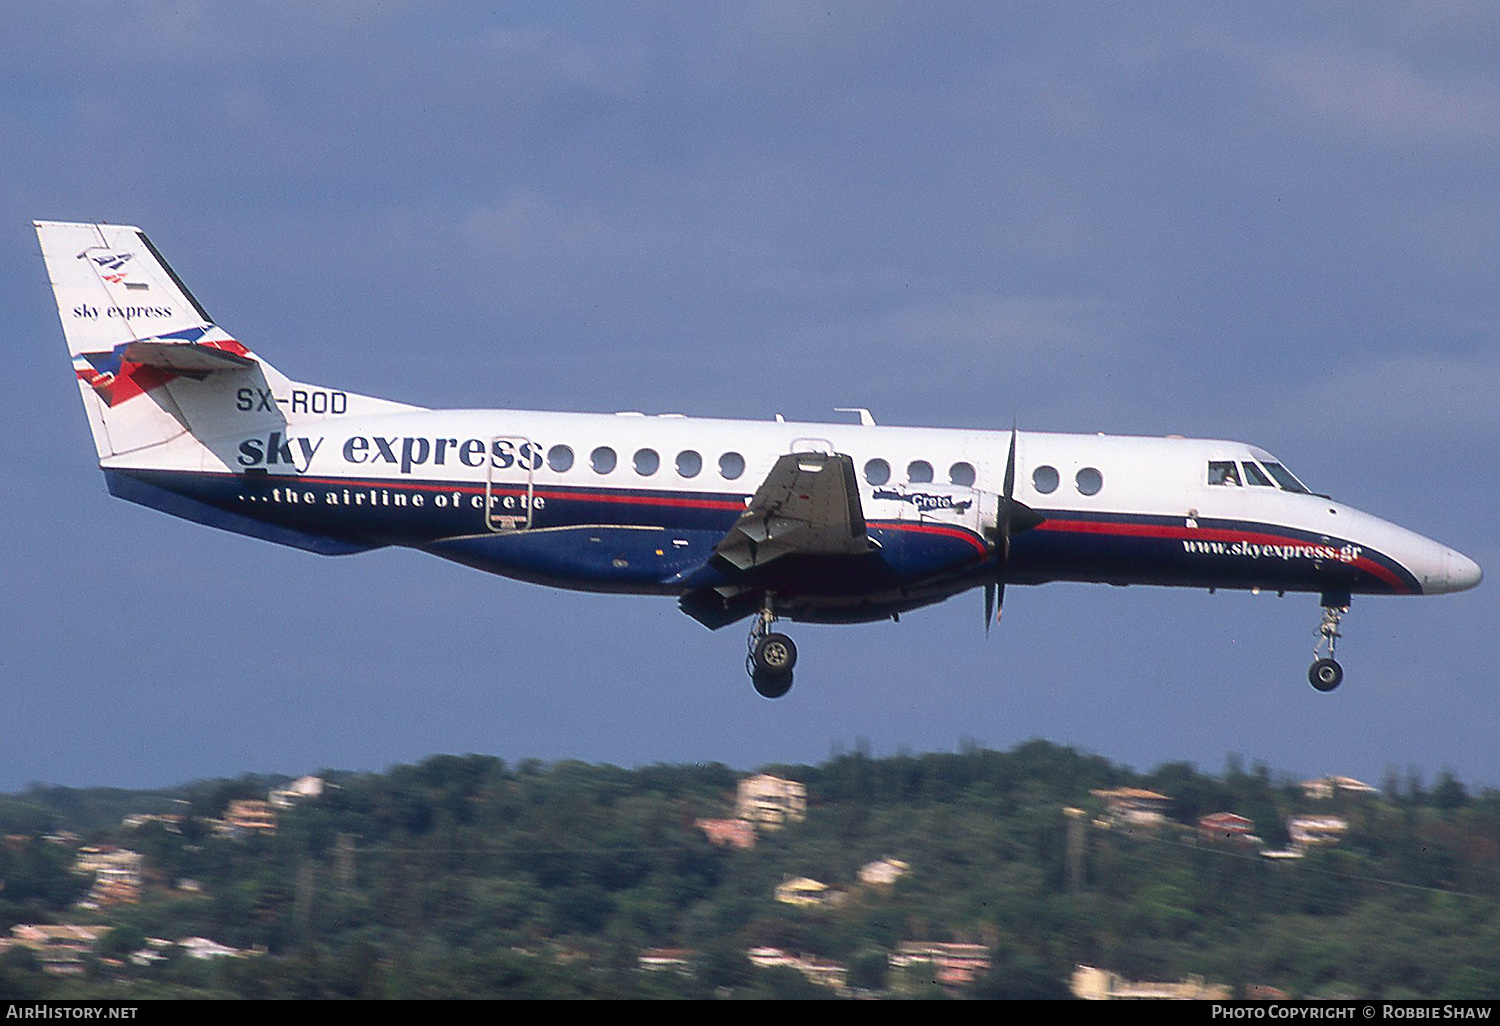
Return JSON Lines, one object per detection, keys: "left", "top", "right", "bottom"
{"left": 122, "top": 340, "right": 256, "bottom": 373}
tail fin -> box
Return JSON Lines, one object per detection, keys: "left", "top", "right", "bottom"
{"left": 36, "top": 220, "right": 416, "bottom": 467}
{"left": 36, "top": 220, "right": 267, "bottom": 460}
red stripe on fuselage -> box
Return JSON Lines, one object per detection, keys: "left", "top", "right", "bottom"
{"left": 252, "top": 475, "right": 748, "bottom": 511}
{"left": 530, "top": 487, "right": 745, "bottom": 511}
{"left": 875, "top": 519, "right": 989, "bottom": 558}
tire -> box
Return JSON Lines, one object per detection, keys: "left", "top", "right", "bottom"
{"left": 752, "top": 671, "right": 794, "bottom": 699}
{"left": 753, "top": 633, "right": 797, "bottom": 676}
{"left": 1309, "top": 658, "right": 1343, "bottom": 692}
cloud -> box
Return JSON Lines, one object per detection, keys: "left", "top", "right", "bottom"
{"left": 462, "top": 190, "right": 612, "bottom": 261}
{"left": 753, "top": 291, "right": 1146, "bottom": 423}
{"left": 1267, "top": 346, "right": 1500, "bottom": 443}
{"left": 1256, "top": 43, "right": 1500, "bottom": 144}
{"left": 856, "top": 294, "right": 1125, "bottom": 360}
{"left": 473, "top": 24, "right": 643, "bottom": 100}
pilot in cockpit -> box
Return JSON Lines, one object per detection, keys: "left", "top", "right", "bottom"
{"left": 1208, "top": 461, "right": 1241, "bottom": 486}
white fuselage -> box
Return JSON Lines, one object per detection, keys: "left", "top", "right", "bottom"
{"left": 104, "top": 402, "right": 1482, "bottom": 621}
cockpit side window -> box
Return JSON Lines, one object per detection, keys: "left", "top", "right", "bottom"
{"left": 1242, "top": 461, "right": 1274, "bottom": 487}
{"left": 1261, "top": 462, "right": 1310, "bottom": 493}
{"left": 1208, "top": 461, "right": 1241, "bottom": 486}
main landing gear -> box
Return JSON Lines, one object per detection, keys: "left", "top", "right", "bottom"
{"left": 747, "top": 602, "right": 797, "bottom": 699}
{"left": 1308, "top": 593, "right": 1349, "bottom": 692}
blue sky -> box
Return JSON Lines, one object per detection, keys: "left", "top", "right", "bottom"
{"left": 2, "top": 2, "right": 1496, "bottom": 793}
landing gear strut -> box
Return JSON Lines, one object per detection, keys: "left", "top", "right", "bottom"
{"left": 747, "top": 601, "right": 796, "bottom": 698}
{"left": 1308, "top": 593, "right": 1349, "bottom": 692}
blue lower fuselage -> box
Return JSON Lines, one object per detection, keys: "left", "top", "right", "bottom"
{"left": 108, "top": 468, "right": 1424, "bottom": 620}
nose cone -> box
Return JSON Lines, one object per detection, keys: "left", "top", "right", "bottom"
{"left": 1350, "top": 509, "right": 1481, "bottom": 595}
{"left": 1436, "top": 548, "right": 1483, "bottom": 594}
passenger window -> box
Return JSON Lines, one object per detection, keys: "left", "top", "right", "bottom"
{"left": 547, "top": 445, "right": 574, "bottom": 473}
{"left": 591, "top": 446, "right": 617, "bottom": 474}
{"left": 1076, "top": 467, "right": 1103, "bottom": 496}
{"left": 949, "top": 462, "right": 976, "bottom": 487}
{"left": 719, "top": 452, "right": 745, "bottom": 480}
{"left": 1208, "top": 461, "right": 1241, "bottom": 486}
{"left": 676, "top": 450, "right": 702, "bottom": 478}
{"left": 634, "top": 448, "right": 660, "bottom": 476}
{"left": 1243, "top": 462, "right": 1274, "bottom": 487}
{"left": 907, "top": 460, "right": 934, "bottom": 484}
{"left": 864, "top": 458, "right": 891, "bottom": 486}
{"left": 1033, "top": 466, "right": 1059, "bottom": 494}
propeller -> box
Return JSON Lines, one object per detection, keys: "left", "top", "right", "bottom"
{"left": 984, "top": 423, "right": 1044, "bottom": 633}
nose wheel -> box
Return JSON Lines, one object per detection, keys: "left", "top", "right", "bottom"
{"left": 747, "top": 601, "right": 796, "bottom": 698}
{"left": 1309, "top": 657, "right": 1343, "bottom": 691}
{"left": 1308, "top": 595, "right": 1348, "bottom": 692}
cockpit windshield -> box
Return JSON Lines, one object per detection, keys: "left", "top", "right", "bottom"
{"left": 1242, "top": 461, "right": 1274, "bottom": 487}
{"left": 1207, "top": 457, "right": 1312, "bottom": 493}
{"left": 1260, "top": 461, "right": 1310, "bottom": 494}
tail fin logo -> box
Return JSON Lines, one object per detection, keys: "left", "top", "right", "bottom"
{"left": 89, "top": 251, "right": 133, "bottom": 271}
{"left": 84, "top": 251, "right": 150, "bottom": 289}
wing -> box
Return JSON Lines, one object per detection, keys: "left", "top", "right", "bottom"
{"left": 713, "top": 451, "right": 871, "bottom": 572}
{"left": 679, "top": 451, "right": 883, "bottom": 628}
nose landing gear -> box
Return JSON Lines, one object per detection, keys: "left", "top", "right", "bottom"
{"left": 747, "top": 601, "right": 796, "bottom": 698}
{"left": 1309, "top": 593, "right": 1349, "bottom": 692}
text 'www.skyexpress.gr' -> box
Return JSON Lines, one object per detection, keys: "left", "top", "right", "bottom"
{"left": 1183, "top": 539, "right": 1363, "bottom": 562}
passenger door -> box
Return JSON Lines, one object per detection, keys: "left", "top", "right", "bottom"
{"left": 485, "top": 435, "right": 537, "bottom": 532}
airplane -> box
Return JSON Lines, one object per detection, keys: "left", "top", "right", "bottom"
{"left": 36, "top": 220, "right": 1483, "bottom": 699}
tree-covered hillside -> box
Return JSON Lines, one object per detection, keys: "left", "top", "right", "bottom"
{"left": 2, "top": 742, "right": 1498, "bottom": 999}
